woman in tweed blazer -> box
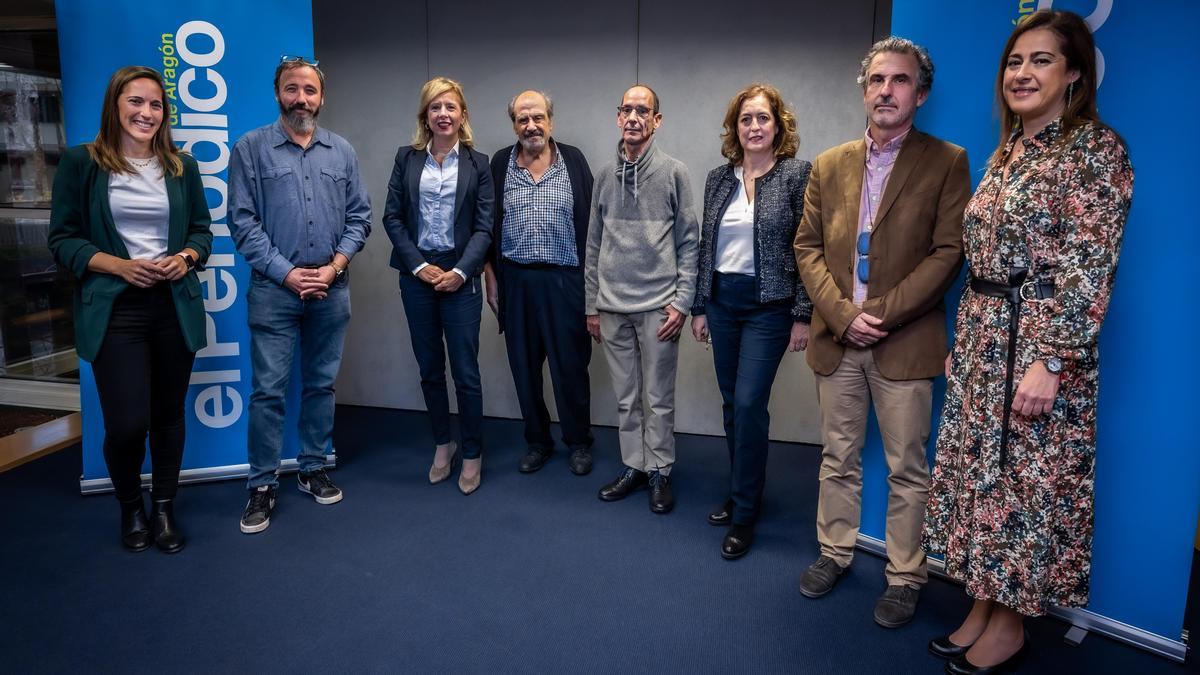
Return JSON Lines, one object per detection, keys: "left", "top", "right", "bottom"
{"left": 690, "top": 83, "right": 812, "bottom": 560}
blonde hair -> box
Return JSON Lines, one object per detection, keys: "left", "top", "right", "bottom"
{"left": 88, "top": 65, "right": 183, "bottom": 177}
{"left": 410, "top": 76, "right": 474, "bottom": 150}
{"left": 719, "top": 83, "right": 799, "bottom": 165}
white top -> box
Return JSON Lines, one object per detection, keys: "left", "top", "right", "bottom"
{"left": 108, "top": 158, "right": 169, "bottom": 260}
{"left": 715, "top": 165, "right": 755, "bottom": 275}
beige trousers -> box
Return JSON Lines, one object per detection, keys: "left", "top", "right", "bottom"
{"left": 599, "top": 309, "right": 679, "bottom": 474}
{"left": 813, "top": 346, "right": 932, "bottom": 587}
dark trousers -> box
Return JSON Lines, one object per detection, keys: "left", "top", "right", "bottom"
{"left": 91, "top": 284, "right": 196, "bottom": 503}
{"left": 399, "top": 250, "right": 483, "bottom": 459}
{"left": 500, "top": 260, "right": 592, "bottom": 452}
{"left": 706, "top": 273, "right": 791, "bottom": 525}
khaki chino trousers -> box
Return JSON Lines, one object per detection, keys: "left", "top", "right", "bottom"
{"left": 814, "top": 346, "right": 932, "bottom": 588}
{"left": 599, "top": 309, "right": 679, "bottom": 475}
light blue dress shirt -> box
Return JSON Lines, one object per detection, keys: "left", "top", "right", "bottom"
{"left": 417, "top": 142, "right": 458, "bottom": 252}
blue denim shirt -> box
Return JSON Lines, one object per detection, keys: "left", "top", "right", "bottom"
{"left": 229, "top": 119, "right": 372, "bottom": 284}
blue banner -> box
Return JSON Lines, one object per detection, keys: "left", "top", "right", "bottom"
{"left": 54, "top": 1, "right": 316, "bottom": 487}
{"left": 866, "top": 0, "right": 1200, "bottom": 655}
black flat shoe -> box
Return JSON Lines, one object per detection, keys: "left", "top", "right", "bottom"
{"left": 945, "top": 638, "right": 1027, "bottom": 674}
{"left": 518, "top": 447, "right": 553, "bottom": 473}
{"left": 707, "top": 499, "right": 733, "bottom": 526}
{"left": 929, "top": 635, "right": 972, "bottom": 659}
{"left": 721, "top": 523, "right": 754, "bottom": 560}
{"left": 598, "top": 467, "right": 647, "bottom": 501}
{"left": 150, "top": 499, "right": 185, "bottom": 554}
{"left": 119, "top": 497, "right": 151, "bottom": 552}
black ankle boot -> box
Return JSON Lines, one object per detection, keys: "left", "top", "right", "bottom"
{"left": 119, "top": 497, "right": 151, "bottom": 552}
{"left": 150, "top": 499, "right": 185, "bottom": 554}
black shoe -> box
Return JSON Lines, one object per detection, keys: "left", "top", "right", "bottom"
{"left": 708, "top": 499, "right": 733, "bottom": 526}
{"left": 798, "top": 555, "right": 847, "bottom": 598}
{"left": 150, "top": 498, "right": 185, "bottom": 554}
{"left": 298, "top": 469, "right": 342, "bottom": 504}
{"left": 721, "top": 523, "right": 754, "bottom": 560}
{"left": 119, "top": 497, "right": 151, "bottom": 552}
{"left": 240, "top": 485, "right": 276, "bottom": 534}
{"left": 874, "top": 584, "right": 920, "bottom": 628}
{"left": 518, "top": 447, "right": 553, "bottom": 473}
{"left": 598, "top": 467, "right": 647, "bottom": 501}
{"left": 648, "top": 470, "right": 674, "bottom": 514}
{"left": 929, "top": 635, "right": 973, "bottom": 660}
{"left": 945, "top": 639, "right": 1028, "bottom": 674}
{"left": 568, "top": 447, "right": 593, "bottom": 475}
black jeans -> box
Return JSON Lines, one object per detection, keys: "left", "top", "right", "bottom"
{"left": 91, "top": 284, "right": 196, "bottom": 503}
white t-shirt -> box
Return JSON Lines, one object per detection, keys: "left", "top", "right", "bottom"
{"left": 108, "top": 158, "right": 169, "bottom": 260}
{"left": 715, "top": 165, "right": 755, "bottom": 275}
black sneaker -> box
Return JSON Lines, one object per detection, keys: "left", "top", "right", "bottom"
{"left": 298, "top": 469, "right": 343, "bottom": 505}
{"left": 240, "top": 486, "right": 276, "bottom": 534}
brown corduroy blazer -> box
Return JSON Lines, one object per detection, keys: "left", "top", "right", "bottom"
{"left": 793, "top": 129, "right": 970, "bottom": 380}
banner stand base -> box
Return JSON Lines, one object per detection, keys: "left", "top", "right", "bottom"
{"left": 856, "top": 534, "right": 1187, "bottom": 663}
{"left": 79, "top": 455, "right": 337, "bottom": 495}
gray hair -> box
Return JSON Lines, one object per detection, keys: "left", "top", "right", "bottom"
{"left": 508, "top": 90, "right": 554, "bottom": 122}
{"left": 856, "top": 36, "right": 934, "bottom": 92}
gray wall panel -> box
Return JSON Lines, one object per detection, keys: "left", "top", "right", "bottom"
{"left": 314, "top": 0, "right": 877, "bottom": 444}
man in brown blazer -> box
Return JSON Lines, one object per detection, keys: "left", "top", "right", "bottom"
{"left": 793, "top": 37, "right": 970, "bottom": 628}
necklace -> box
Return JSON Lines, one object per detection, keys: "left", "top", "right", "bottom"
{"left": 127, "top": 156, "right": 156, "bottom": 169}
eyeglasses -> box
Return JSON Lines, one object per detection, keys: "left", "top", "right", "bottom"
{"left": 280, "top": 55, "right": 321, "bottom": 68}
{"left": 617, "top": 105, "right": 655, "bottom": 119}
{"left": 856, "top": 232, "right": 870, "bottom": 283}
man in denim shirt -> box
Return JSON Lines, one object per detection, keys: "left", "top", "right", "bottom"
{"left": 229, "top": 58, "right": 371, "bottom": 534}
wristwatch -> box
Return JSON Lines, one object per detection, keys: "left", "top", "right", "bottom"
{"left": 1044, "top": 356, "right": 1063, "bottom": 375}
{"left": 178, "top": 252, "right": 196, "bottom": 270}
{"left": 331, "top": 263, "right": 346, "bottom": 279}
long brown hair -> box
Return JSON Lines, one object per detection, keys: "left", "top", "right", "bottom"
{"left": 991, "top": 10, "right": 1101, "bottom": 164}
{"left": 88, "top": 66, "right": 183, "bottom": 177}
{"left": 410, "top": 77, "right": 474, "bottom": 150}
{"left": 719, "top": 83, "right": 799, "bottom": 165}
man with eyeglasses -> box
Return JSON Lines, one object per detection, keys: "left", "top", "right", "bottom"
{"left": 585, "top": 84, "right": 699, "bottom": 514}
{"left": 792, "top": 37, "right": 969, "bottom": 627}
{"left": 483, "top": 90, "right": 596, "bottom": 477}
{"left": 228, "top": 56, "right": 371, "bottom": 534}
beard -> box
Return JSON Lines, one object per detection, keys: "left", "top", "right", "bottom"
{"left": 280, "top": 101, "right": 320, "bottom": 134}
{"left": 518, "top": 132, "right": 546, "bottom": 154}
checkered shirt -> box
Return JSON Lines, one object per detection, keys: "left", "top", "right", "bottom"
{"left": 500, "top": 147, "right": 577, "bottom": 266}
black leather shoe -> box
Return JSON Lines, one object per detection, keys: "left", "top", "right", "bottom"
{"left": 598, "top": 467, "right": 647, "bottom": 501}
{"left": 150, "top": 499, "right": 185, "bottom": 554}
{"left": 119, "top": 497, "right": 151, "bottom": 552}
{"left": 945, "top": 639, "right": 1028, "bottom": 674}
{"left": 519, "top": 446, "right": 553, "bottom": 473}
{"left": 568, "top": 447, "right": 593, "bottom": 475}
{"left": 648, "top": 470, "right": 674, "bottom": 514}
{"left": 929, "top": 635, "right": 972, "bottom": 659}
{"left": 721, "top": 523, "right": 754, "bottom": 560}
{"left": 708, "top": 499, "right": 733, "bottom": 526}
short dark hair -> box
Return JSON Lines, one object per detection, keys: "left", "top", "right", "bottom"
{"left": 274, "top": 59, "right": 325, "bottom": 95}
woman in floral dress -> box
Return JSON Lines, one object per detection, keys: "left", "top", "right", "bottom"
{"left": 922, "top": 10, "right": 1134, "bottom": 674}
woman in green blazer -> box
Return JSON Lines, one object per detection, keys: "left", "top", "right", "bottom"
{"left": 48, "top": 66, "right": 212, "bottom": 554}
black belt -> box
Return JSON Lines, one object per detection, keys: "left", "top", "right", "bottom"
{"left": 967, "top": 270, "right": 1055, "bottom": 469}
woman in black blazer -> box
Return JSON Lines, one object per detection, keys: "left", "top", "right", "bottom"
{"left": 48, "top": 66, "right": 212, "bottom": 553}
{"left": 690, "top": 83, "right": 813, "bottom": 560}
{"left": 383, "top": 77, "right": 493, "bottom": 495}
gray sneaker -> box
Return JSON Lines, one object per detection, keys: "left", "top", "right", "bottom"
{"left": 798, "top": 555, "right": 846, "bottom": 598}
{"left": 874, "top": 584, "right": 920, "bottom": 628}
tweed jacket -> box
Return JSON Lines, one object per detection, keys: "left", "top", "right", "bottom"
{"left": 693, "top": 157, "right": 813, "bottom": 322}
{"left": 48, "top": 145, "right": 213, "bottom": 362}
{"left": 793, "top": 129, "right": 969, "bottom": 380}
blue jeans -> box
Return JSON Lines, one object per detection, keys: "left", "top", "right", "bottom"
{"left": 246, "top": 272, "right": 350, "bottom": 488}
{"left": 706, "top": 272, "right": 792, "bottom": 524}
{"left": 399, "top": 254, "right": 483, "bottom": 459}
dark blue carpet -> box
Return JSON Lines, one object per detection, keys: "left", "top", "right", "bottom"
{"left": 0, "top": 406, "right": 1191, "bottom": 673}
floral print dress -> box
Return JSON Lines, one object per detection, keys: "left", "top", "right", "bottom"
{"left": 922, "top": 119, "right": 1133, "bottom": 617}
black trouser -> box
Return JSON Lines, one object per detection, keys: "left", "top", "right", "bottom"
{"left": 500, "top": 260, "right": 592, "bottom": 452}
{"left": 91, "top": 284, "right": 196, "bottom": 503}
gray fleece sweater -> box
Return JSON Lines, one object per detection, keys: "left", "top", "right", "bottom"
{"left": 585, "top": 139, "right": 699, "bottom": 314}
